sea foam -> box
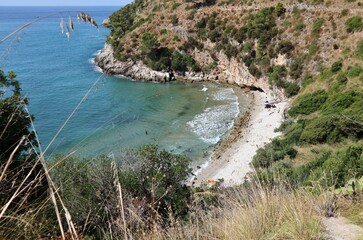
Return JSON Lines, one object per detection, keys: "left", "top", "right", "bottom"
{"left": 187, "top": 88, "right": 239, "bottom": 144}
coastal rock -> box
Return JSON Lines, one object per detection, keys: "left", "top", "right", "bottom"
{"left": 95, "top": 44, "right": 173, "bottom": 82}
{"left": 95, "top": 44, "right": 285, "bottom": 99}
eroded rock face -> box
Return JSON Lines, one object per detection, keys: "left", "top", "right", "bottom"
{"left": 95, "top": 44, "right": 174, "bottom": 82}
{"left": 95, "top": 44, "right": 285, "bottom": 99}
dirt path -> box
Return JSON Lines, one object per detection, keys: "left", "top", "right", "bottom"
{"left": 323, "top": 217, "right": 363, "bottom": 240}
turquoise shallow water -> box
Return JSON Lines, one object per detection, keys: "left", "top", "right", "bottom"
{"left": 0, "top": 6, "right": 247, "bottom": 164}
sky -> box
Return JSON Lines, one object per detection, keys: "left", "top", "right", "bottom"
{"left": 0, "top": 0, "right": 131, "bottom": 6}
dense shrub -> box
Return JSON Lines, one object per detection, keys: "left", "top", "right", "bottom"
{"left": 346, "top": 16, "right": 363, "bottom": 33}
{"left": 290, "top": 56, "right": 305, "bottom": 80}
{"left": 300, "top": 114, "right": 363, "bottom": 144}
{"left": 171, "top": 51, "right": 200, "bottom": 72}
{"left": 275, "top": 3, "right": 286, "bottom": 17}
{"left": 268, "top": 65, "right": 287, "bottom": 88}
{"left": 288, "top": 90, "right": 328, "bottom": 116}
{"left": 321, "top": 90, "right": 358, "bottom": 115}
{"left": 276, "top": 40, "right": 294, "bottom": 55}
{"left": 336, "top": 72, "right": 348, "bottom": 85}
{"left": 224, "top": 43, "right": 238, "bottom": 59}
{"left": 0, "top": 70, "right": 47, "bottom": 212}
{"left": 253, "top": 139, "right": 297, "bottom": 168}
{"left": 284, "top": 82, "right": 300, "bottom": 97}
{"left": 346, "top": 65, "right": 362, "bottom": 78}
{"left": 141, "top": 32, "right": 159, "bottom": 56}
{"left": 331, "top": 61, "right": 343, "bottom": 73}
{"left": 53, "top": 145, "right": 193, "bottom": 238}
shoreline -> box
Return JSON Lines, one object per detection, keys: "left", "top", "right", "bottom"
{"left": 193, "top": 90, "right": 288, "bottom": 187}
{"left": 95, "top": 45, "right": 289, "bottom": 187}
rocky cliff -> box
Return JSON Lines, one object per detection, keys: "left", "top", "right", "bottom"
{"left": 96, "top": 44, "right": 285, "bottom": 99}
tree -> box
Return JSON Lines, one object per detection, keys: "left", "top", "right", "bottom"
{"left": 141, "top": 32, "right": 159, "bottom": 57}
{"left": 0, "top": 70, "right": 35, "bottom": 160}
{"left": 0, "top": 69, "right": 46, "bottom": 211}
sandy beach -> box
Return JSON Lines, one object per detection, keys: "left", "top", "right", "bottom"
{"left": 193, "top": 90, "right": 288, "bottom": 186}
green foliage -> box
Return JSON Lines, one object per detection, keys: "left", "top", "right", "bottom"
{"left": 0, "top": 70, "right": 35, "bottom": 160}
{"left": 315, "top": 145, "right": 363, "bottom": 186}
{"left": 0, "top": 70, "right": 47, "bottom": 213}
{"left": 307, "top": 44, "right": 318, "bottom": 56}
{"left": 346, "top": 16, "right": 363, "bottom": 33}
{"left": 336, "top": 72, "right": 348, "bottom": 85}
{"left": 354, "top": 39, "right": 363, "bottom": 60}
{"left": 276, "top": 40, "right": 294, "bottom": 55}
{"left": 312, "top": 18, "right": 324, "bottom": 35}
{"left": 237, "top": 7, "right": 278, "bottom": 51}
{"left": 141, "top": 32, "right": 159, "bottom": 55}
{"left": 288, "top": 90, "right": 328, "bottom": 116}
{"left": 224, "top": 43, "right": 238, "bottom": 59}
{"left": 335, "top": 177, "right": 363, "bottom": 195}
{"left": 53, "top": 145, "right": 192, "bottom": 238}
{"left": 253, "top": 139, "right": 297, "bottom": 168}
{"left": 285, "top": 82, "right": 300, "bottom": 97}
{"left": 302, "top": 75, "right": 315, "bottom": 88}
{"left": 295, "top": 23, "right": 306, "bottom": 31}
{"left": 290, "top": 55, "right": 306, "bottom": 80}
{"left": 331, "top": 61, "right": 343, "bottom": 73}
{"left": 145, "top": 47, "right": 172, "bottom": 71}
{"left": 172, "top": 2, "right": 181, "bottom": 10}
{"left": 268, "top": 65, "right": 287, "bottom": 88}
{"left": 346, "top": 65, "right": 362, "bottom": 78}
{"left": 106, "top": 0, "right": 145, "bottom": 48}
{"left": 195, "top": 17, "right": 207, "bottom": 29}
{"left": 275, "top": 3, "right": 286, "bottom": 17}
{"left": 171, "top": 51, "right": 200, "bottom": 72}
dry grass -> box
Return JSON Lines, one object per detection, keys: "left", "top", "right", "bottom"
{"left": 139, "top": 186, "right": 326, "bottom": 240}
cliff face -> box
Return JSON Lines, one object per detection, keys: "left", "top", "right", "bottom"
{"left": 96, "top": 44, "right": 285, "bottom": 99}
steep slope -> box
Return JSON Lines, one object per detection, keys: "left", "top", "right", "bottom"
{"left": 97, "top": 0, "right": 363, "bottom": 99}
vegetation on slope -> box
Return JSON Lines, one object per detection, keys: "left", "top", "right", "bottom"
{"left": 2, "top": 0, "right": 363, "bottom": 238}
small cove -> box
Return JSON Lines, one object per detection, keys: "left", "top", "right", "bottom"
{"left": 0, "top": 6, "right": 250, "bottom": 165}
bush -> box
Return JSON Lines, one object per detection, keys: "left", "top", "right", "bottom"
{"left": 53, "top": 145, "right": 193, "bottom": 238}
{"left": 336, "top": 72, "right": 348, "bottom": 85}
{"left": 276, "top": 40, "right": 294, "bottom": 55}
{"left": 171, "top": 51, "right": 199, "bottom": 72}
{"left": 346, "top": 16, "right": 363, "bottom": 33}
{"left": 308, "top": 44, "right": 319, "bottom": 55}
{"left": 141, "top": 32, "right": 159, "bottom": 56}
{"left": 268, "top": 65, "right": 287, "bottom": 88}
{"left": 285, "top": 82, "right": 300, "bottom": 97}
{"left": 312, "top": 18, "right": 324, "bottom": 35}
{"left": 275, "top": 3, "right": 286, "bottom": 17}
{"left": 171, "top": 15, "right": 179, "bottom": 26}
{"left": 354, "top": 39, "right": 363, "bottom": 60}
{"left": 288, "top": 90, "right": 328, "bottom": 116}
{"left": 331, "top": 61, "right": 343, "bottom": 73}
{"left": 253, "top": 139, "right": 297, "bottom": 168}
{"left": 224, "top": 43, "right": 238, "bottom": 59}
{"left": 300, "top": 114, "right": 363, "bottom": 144}
{"left": 346, "top": 65, "right": 362, "bottom": 78}
{"left": 321, "top": 90, "right": 357, "bottom": 115}
{"left": 295, "top": 23, "right": 306, "bottom": 31}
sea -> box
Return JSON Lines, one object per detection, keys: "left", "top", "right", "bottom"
{"left": 0, "top": 6, "right": 248, "bottom": 166}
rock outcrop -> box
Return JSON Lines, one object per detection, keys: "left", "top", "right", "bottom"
{"left": 95, "top": 44, "right": 285, "bottom": 99}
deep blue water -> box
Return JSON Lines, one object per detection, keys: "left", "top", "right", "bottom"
{"left": 0, "top": 6, "right": 245, "bottom": 164}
